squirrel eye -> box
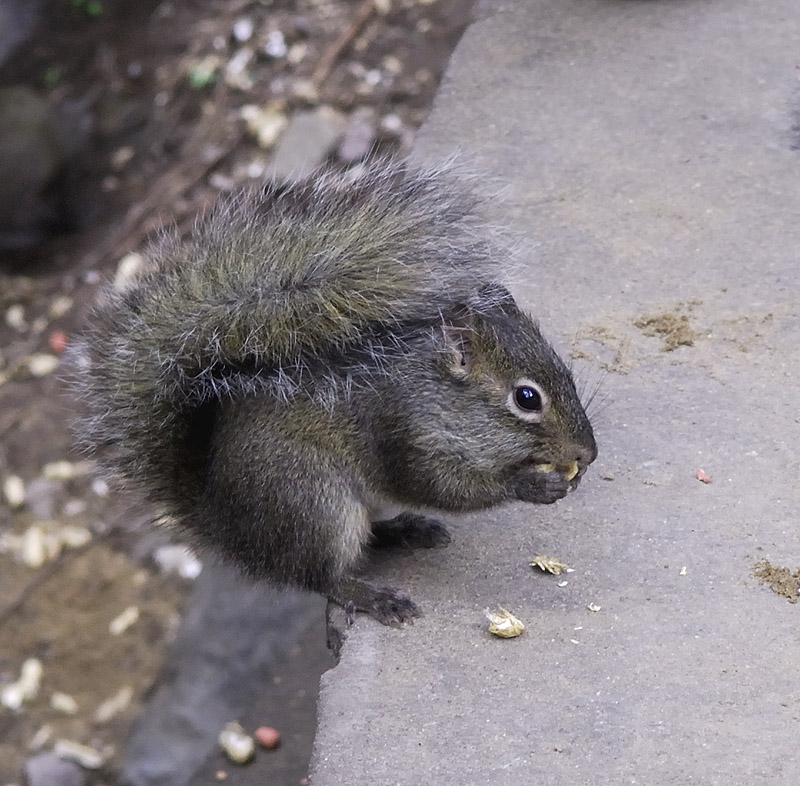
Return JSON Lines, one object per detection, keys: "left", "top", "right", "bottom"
{"left": 514, "top": 385, "right": 543, "bottom": 412}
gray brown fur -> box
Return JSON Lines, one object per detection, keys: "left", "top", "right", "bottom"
{"left": 72, "top": 159, "right": 597, "bottom": 626}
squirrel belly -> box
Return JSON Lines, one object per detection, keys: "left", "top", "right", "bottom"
{"left": 72, "top": 159, "right": 597, "bottom": 626}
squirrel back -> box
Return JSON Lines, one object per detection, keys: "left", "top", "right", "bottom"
{"left": 74, "top": 161, "right": 508, "bottom": 508}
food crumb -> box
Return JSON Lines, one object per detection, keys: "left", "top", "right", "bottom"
{"left": 485, "top": 608, "right": 525, "bottom": 638}
{"left": 530, "top": 555, "right": 571, "bottom": 575}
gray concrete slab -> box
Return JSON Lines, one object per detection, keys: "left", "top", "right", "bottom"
{"left": 311, "top": 1, "right": 800, "bottom": 783}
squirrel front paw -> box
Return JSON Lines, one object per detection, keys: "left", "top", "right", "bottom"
{"left": 509, "top": 463, "right": 573, "bottom": 504}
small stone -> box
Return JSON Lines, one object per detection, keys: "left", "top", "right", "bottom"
{"left": 110, "top": 146, "right": 135, "bottom": 170}
{"left": 287, "top": 42, "right": 307, "bottom": 65}
{"left": 29, "top": 724, "right": 54, "bottom": 751}
{"left": 264, "top": 29, "right": 287, "bottom": 58}
{"left": 153, "top": 544, "right": 203, "bottom": 579}
{"left": 27, "top": 354, "right": 59, "bottom": 377}
{"left": 379, "top": 113, "right": 403, "bottom": 134}
{"left": 225, "top": 48, "right": 254, "bottom": 91}
{"left": 94, "top": 685, "right": 133, "bottom": 723}
{"left": 50, "top": 692, "right": 79, "bottom": 714}
{"left": 62, "top": 499, "right": 87, "bottom": 517}
{"left": 114, "top": 252, "right": 145, "bottom": 291}
{"left": 21, "top": 525, "right": 48, "bottom": 567}
{"left": 1, "top": 658, "right": 43, "bottom": 710}
{"left": 291, "top": 79, "right": 319, "bottom": 103}
{"left": 59, "top": 525, "right": 92, "bottom": 549}
{"left": 3, "top": 474, "right": 26, "bottom": 507}
{"left": 338, "top": 108, "right": 376, "bottom": 163}
{"left": 25, "top": 751, "right": 86, "bottom": 786}
{"left": 232, "top": 17, "right": 254, "bottom": 42}
{"left": 109, "top": 606, "right": 140, "bottom": 636}
{"left": 49, "top": 331, "right": 69, "bottom": 354}
{"left": 6, "top": 303, "right": 26, "bottom": 331}
{"left": 219, "top": 722, "right": 255, "bottom": 764}
{"left": 255, "top": 725, "right": 281, "bottom": 749}
{"left": 42, "top": 460, "right": 87, "bottom": 481}
{"left": 382, "top": 55, "right": 402, "bottom": 74}
{"left": 91, "top": 478, "right": 109, "bottom": 497}
{"left": 242, "top": 159, "right": 267, "bottom": 179}
{"left": 240, "top": 103, "right": 288, "bottom": 149}
{"left": 364, "top": 69, "right": 382, "bottom": 86}
{"left": 53, "top": 740, "right": 105, "bottom": 769}
{"left": 25, "top": 477, "right": 65, "bottom": 520}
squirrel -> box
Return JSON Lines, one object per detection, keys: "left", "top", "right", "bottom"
{"left": 72, "top": 159, "right": 597, "bottom": 626}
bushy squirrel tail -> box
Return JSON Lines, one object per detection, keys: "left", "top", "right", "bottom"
{"left": 70, "top": 159, "right": 508, "bottom": 502}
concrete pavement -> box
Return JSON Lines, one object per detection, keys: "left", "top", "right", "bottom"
{"left": 311, "top": 1, "right": 800, "bottom": 783}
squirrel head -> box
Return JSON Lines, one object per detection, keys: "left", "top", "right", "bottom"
{"left": 402, "top": 283, "right": 597, "bottom": 509}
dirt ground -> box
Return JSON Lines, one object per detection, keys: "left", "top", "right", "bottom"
{"left": 0, "top": 1, "right": 473, "bottom": 783}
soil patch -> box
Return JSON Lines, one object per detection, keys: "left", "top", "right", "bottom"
{"left": 634, "top": 311, "right": 696, "bottom": 351}
{"left": 752, "top": 559, "right": 800, "bottom": 604}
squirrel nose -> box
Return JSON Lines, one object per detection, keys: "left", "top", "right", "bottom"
{"left": 574, "top": 442, "right": 598, "bottom": 468}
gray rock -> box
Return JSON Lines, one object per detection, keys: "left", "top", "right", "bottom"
{"left": 338, "top": 108, "right": 377, "bottom": 163}
{"left": 268, "top": 107, "right": 347, "bottom": 182}
{"left": 25, "top": 752, "right": 86, "bottom": 786}
{"left": 120, "top": 561, "right": 325, "bottom": 786}
{"left": 0, "top": 86, "right": 90, "bottom": 250}
{"left": 0, "top": 0, "right": 39, "bottom": 69}
{"left": 24, "top": 477, "right": 66, "bottom": 521}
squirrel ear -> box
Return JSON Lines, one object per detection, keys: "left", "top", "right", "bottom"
{"left": 440, "top": 322, "right": 473, "bottom": 378}
{"left": 440, "top": 283, "right": 516, "bottom": 378}
{"left": 467, "top": 282, "right": 518, "bottom": 315}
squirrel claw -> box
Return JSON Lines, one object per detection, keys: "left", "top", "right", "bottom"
{"left": 328, "top": 580, "right": 422, "bottom": 627}
{"left": 364, "top": 588, "right": 421, "bottom": 627}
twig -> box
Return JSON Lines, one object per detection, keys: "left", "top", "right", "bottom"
{"left": 312, "top": 0, "right": 376, "bottom": 86}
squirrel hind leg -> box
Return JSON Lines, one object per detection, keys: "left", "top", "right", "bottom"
{"left": 327, "top": 577, "right": 421, "bottom": 628}
{"left": 370, "top": 513, "right": 451, "bottom": 550}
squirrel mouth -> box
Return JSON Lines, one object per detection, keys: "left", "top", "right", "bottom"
{"left": 533, "top": 460, "right": 580, "bottom": 482}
